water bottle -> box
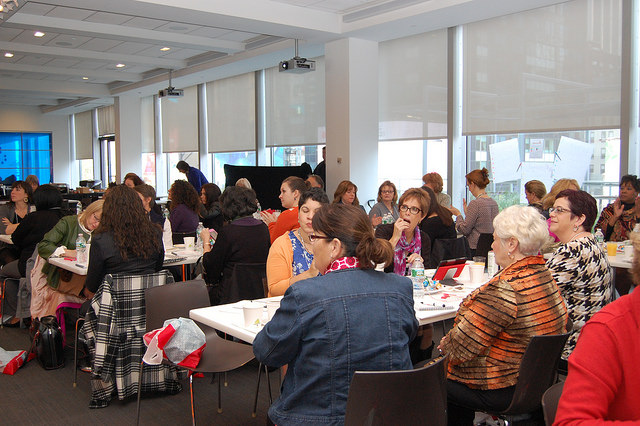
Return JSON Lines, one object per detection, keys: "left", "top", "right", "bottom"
{"left": 487, "top": 250, "right": 498, "bottom": 276}
{"left": 595, "top": 228, "right": 605, "bottom": 249}
{"left": 76, "top": 202, "right": 82, "bottom": 216}
{"left": 410, "top": 257, "right": 425, "bottom": 298}
{"left": 381, "top": 212, "right": 394, "bottom": 224}
{"left": 76, "top": 233, "right": 87, "bottom": 265}
{"left": 195, "top": 222, "right": 204, "bottom": 251}
{"left": 162, "top": 205, "right": 170, "bottom": 220}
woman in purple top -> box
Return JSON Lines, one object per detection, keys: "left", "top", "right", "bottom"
{"left": 449, "top": 168, "right": 499, "bottom": 253}
{"left": 168, "top": 180, "right": 200, "bottom": 235}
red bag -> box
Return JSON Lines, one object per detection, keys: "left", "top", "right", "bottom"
{"left": 143, "top": 317, "right": 206, "bottom": 369}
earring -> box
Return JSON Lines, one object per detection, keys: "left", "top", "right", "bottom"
{"left": 573, "top": 225, "right": 578, "bottom": 232}
{"left": 508, "top": 251, "right": 514, "bottom": 259}
{"left": 23, "top": 197, "right": 28, "bottom": 203}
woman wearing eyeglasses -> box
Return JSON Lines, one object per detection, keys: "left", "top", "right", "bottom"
{"left": 546, "top": 189, "right": 612, "bottom": 370}
{"left": 369, "top": 180, "right": 399, "bottom": 228}
{"left": 254, "top": 204, "right": 417, "bottom": 426}
{"left": 449, "top": 168, "right": 499, "bottom": 255}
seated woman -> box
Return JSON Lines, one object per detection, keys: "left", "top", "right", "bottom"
{"left": 438, "top": 205, "right": 568, "bottom": 426}
{"left": 198, "top": 183, "right": 224, "bottom": 233}
{"left": 449, "top": 168, "right": 499, "bottom": 255}
{"left": 546, "top": 189, "right": 612, "bottom": 369}
{"left": 369, "top": 180, "right": 399, "bottom": 227}
{"left": 31, "top": 200, "right": 103, "bottom": 319}
{"left": 595, "top": 174, "right": 639, "bottom": 241}
{"left": 524, "top": 179, "right": 546, "bottom": 212}
{"left": 332, "top": 180, "right": 364, "bottom": 210}
{"left": 0, "top": 181, "right": 34, "bottom": 236}
{"left": 419, "top": 185, "right": 456, "bottom": 250}
{"left": 168, "top": 179, "right": 200, "bottom": 244}
{"left": 261, "top": 176, "right": 307, "bottom": 243}
{"left": 253, "top": 204, "right": 418, "bottom": 426}
{"left": 83, "top": 185, "right": 164, "bottom": 297}
{"left": 554, "top": 232, "right": 640, "bottom": 424}
{"left": 123, "top": 172, "right": 144, "bottom": 188}
{"left": 134, "top": 184, "right": 172, "bottom": 250}
{"left": 266, "top": 188, "right": 329, "bottom": 297}
{"left": 540, "top": 178, "right": 580, "bottom": 219}
{"left": 422, "top": 172, "right": 451, "bottom": 207}
{"left": 200, "top": 186, "right": 270, "bottom": 305}
{"left": 1, "top": 185, "right": 68, "bottom": 326}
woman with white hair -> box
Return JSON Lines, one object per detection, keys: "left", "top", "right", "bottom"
{"left": 439, "top": 205, "right": 568, "bottom": 426}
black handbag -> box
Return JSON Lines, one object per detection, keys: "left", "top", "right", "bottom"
{"left": 33, "top": 315, "right": 65, "bottom": 370}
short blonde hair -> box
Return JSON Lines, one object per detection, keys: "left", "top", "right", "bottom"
{"left": 493, "top": 205, "right": 549, "bottom": 256}
{"left": 236, "top": 178, "right": 252, "bottom": 189}
{"left": 541, "top": 178, "right": 580, "bottom": 210}
{"left": 79, "top": 199, "right": 104, "bottom": 227}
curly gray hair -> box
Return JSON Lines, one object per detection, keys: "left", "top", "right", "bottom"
{"left": 493, "top": 205, "right": 550, "bottom": 256}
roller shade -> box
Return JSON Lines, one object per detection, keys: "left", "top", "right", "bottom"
{"left": 97, "top": 105, "right": 114, "bottom": 136}
{"left": 74, "top": 110, "right": 93, "bottom": 160}
{"left": 161, "top": 85, "right": 198, "bottom": 153}
{"left": 141, "top": 96, "right": 155, "bottom": 153}
{"left": 206, "top": 72, "right": 256, "bottom": 153}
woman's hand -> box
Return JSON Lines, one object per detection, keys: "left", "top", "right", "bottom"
{"left": 462, "top": 198, "right": 468, "bottom": 215}
{"left": 4, "top": 223, "right": 17, "bottom": 235}
{"left": 448, "top": 206, "right": 461, "bottom": 217}
{"left": 610, "top": 198, "right": 624, "bottom": 225}
{"left": 1, "top": 217, "right": 10, "bottom": 227}
{"left": 371, "top": 214, "right": 382, "bottom": 227}
{"left": 64, "top": 249, "right": 77, "bottom": 258}
{"left": 307, "top": 258, "right": 320, "bottom": 277}
{"left": 200, "top": 228, "right": 212, "bottom": 252}
{"left": 390, "top": 217, "right": 410, "bottom": 246}
{"left": 406, "top": 253, "right": 423, "bottom": 266}
{"left": 437, "top": 334, "right": 450, "bottom": 354}
{"left": 260, "top": 211, "right": 277, "bottom": 225}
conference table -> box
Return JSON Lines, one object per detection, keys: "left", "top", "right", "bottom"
{"left": 190, "top": 273, "right": 487, "bottom": 344}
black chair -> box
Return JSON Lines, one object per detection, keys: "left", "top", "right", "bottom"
{"left": 136, "top": 279, "right": 255, "bottom": 425}
{"left": 344, "top": 356, "right": 447, "bottom": 426}
{"left": 542, "top": 381, "right": 564, "bottom": 426}
{"left": 222, "top": 262, "right": 266, "bottom": 304}
{"left": 485, "top": 333, "right": 570, "bottom": 425}
{"left": 429, "top": 236, "right": 471, "bottom": 268}
{"left": 172, "top": 231, "right": 196, "bottom": 245}
{"left": 475, "top": 233, "right": 494, "bottom": 261}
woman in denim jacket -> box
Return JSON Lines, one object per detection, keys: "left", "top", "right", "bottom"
{"left": 253, "top": 203, "right": 418, "bottom": 426}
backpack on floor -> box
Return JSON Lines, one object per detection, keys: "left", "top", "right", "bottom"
{"left": 33, "top": 315, "right": 65, "bottom": 370}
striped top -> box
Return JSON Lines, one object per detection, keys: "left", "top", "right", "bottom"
{"left": 441, "top": 256, "right": 567, "bottom": 390}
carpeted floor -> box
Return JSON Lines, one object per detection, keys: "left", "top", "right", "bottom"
{"left": 0, "top": 324, "right": 279, "bottom": 426}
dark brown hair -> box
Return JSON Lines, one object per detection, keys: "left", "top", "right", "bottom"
{"left": 376, "top": 180, "right": 398, "bottom": 204}
{"left": 221, "top": 186, "right": 259, "bottom": 221}
{"left": 283, "top": 176, "right": 307, "bottom": 196}
{"left": 201, "top": 183, "right": 222, "bottom": 210}
{"left": 94, "top": 185, "right": 162, "bottom": 260}
{"left": 466, "top": 168, "right": 490, "bottom": 189}
{"left": 555, "top": 189, "right": 598, "bottom": 231}
{"left": 312, "top": 204, "right": 393, "bottom": 269}
{"left": 524, "top": 180, "right": 547, "bottom": 200}
{"left": 123, "top": 172, "right": 143, "bottom": 186}
{"left": 169, "top": 180, "right": 201, "bottom": 213}
{"left": 10, "top": 181, "right": 33, "bottom": 206}
{"left": 421, "top": 185, "right": 453, "bottom": 226}
{"left": 422, "top": 172, "right": 444, "bottom": 193}
{"left": 332, "top": 180, "right": 360, "bottom": 206}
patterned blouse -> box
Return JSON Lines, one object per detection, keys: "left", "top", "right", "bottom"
{"left": 595, "top": 203, "right": 638, "bottom": 242}
{"left": 441, "top": 256, "right": 567, "bottom": 390}
{"left": 546, "top": 234, "right": 613, "bottom": 360}
{"left": 289, "top": 230, "right": 313, "bottom": 276}
{"left": 455, "top": 196, "right": 499, "bottom": 249}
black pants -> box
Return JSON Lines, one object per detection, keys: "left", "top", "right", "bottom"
{"left": 447, "top": 379, "right": 515, "bottom": 426}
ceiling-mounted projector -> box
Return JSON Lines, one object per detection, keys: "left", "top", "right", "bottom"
{"left": 158, "top": 86, "right": 184, "bottom": 98}
{"left": 279, "top": 56, "right": 315, "bottom": 73}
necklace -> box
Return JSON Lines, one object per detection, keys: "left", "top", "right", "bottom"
{"left": 568, "top": 230, "right": 589, "bottom": 242}
{"left": 297, "top": 229, "right": 312, "bottom": 254}
{"left": 477, "top": 192, "right": 488, "bottom": 198}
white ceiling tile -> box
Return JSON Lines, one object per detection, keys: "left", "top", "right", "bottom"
{"left": 69, "top": 60, "right": 110, "bottom": 71}
{"left": 46, "top": 74, "right": 74, "bottom": 82}
{"left": 46, "top": 58, "right": 81, "bottom": 68}
{"left": 0, "top": 54, "right": 23, "bottom": 63}
{"left": 46, "top": 34, "right": 92, "bottom": 48}
{"left": 217, "top": 31, "right": 256, "bottom": 42}
{"left": 160, "top": 48, "right": 207, "bottom": 60}
{"left": 121, "top": 16, "right": 168, "bottom": 30}
{"left": 10, "top": 29, "right": 56, "bottom": 45}
{"left": 106, "top": 41, "right": 155, "bottom": 55}
{"left": 187, "top": 27, "right": 231, "bottom": 38}
{"left": 134, "top": 45, "right": 177, "bottom": 58}
{"left": 16, "top": 55, "right": 50, "bottom": 65}
{"left": 45, "top": 6, "right": 94, "bottom": 20}
{"left": 84, "top": 11, "right": 132, "bottom": 25}
{"left": 15, "top": 3, "right": 56, "bottom": 16}
{"left": 0, "top": 27, "right": 23, "bottom": 42}
{"left": 154, "top": 22, "right": 202, "bottom": 34}
{"left": 18, "top": 71, "right": 48, "bottom": 80}
{"left": 78, "top": 38, "right": 123, "bottom": 52}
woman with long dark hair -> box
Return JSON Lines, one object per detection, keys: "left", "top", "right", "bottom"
{"left": 199, "top": 182, "right": 223, "bottom": 232}
{"left": 419, "top": 185, "right": 456, "bottom": 248}
{"left": 0, "top": 181, "right": 34, "bottom": 235}
{"left": 168, "top": 179, "right": 200, "bottom": 240}
{"left": 83, "top": 185, "right": 164, "bottom": 297}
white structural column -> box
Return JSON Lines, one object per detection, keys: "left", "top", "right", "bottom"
{"left": 114, "top": 95, "right": 143, "bottom": 183}
{"left": 325, "top": 38, "right": 379, "bottom": 204}
{"left": 621, "top": 0, "right": 640, "bottom": 176}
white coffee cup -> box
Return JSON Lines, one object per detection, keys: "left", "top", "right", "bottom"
{"left": 243, "top": 301, "right": 263, "bottom": 327}
{"left": 183, "top": 236, "right": 195, "bottom": 251}
{"left": 624, "top": 244, "right": 634, "bottom": 259}
{"left": 469, "top": 264, "right": 484, "bottom": 284}
{"left": 266, "top": 302, "right": 279, "bottom": 321}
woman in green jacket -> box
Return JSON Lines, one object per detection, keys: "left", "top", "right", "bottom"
{"left": 37, "top": 200, "right": 103, "bottom": 296}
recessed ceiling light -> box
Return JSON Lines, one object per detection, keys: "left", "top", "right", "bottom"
{"left": 160, "top": 47, "right": 171, "bottom": 51}
{"left": 116, "top": 63, "right": 125, "bottom": 68}
{"left": 34, "top": 31, "right": 45, "bottom": 37}
{"left": 82, "top": 77, "right": 89, "bottom": 80}
{"left": 4, "top": 52, "right": 14, "bottom": 58}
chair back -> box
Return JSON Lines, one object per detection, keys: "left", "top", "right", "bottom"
{"left": 542, "top": 381, "right": 564, "bottom": 426}
{"left": 502, "top": 333, "right": 569, "bottom": 415}
{"left": 172, "top": 232, "right": 196, "bottom": 245}
{"left": 430, "top": 236, "right": 471, "bottom": 268}
{"left": 145, "top": 279, "right": 209, "bottom": 331}
{"left": 344, "top": 356, "right": 447, "bottom": 426}
{"left": 475, "top": 233, "right": 494, "bottom": 260}
{"left": 223, "top": 262, "right": 266, "bottom": 304}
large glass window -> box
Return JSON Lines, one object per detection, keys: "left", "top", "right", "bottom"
{"left": 0, "top": 132, "right": 52, "bottom": 183}
{"left": 212, "top": 151, "right": 256, "bottom": 188}
{"left": 466, "top": 129, "right": 620, "bottom": 211}
{"left": 167, "top": 152, "right": 199, "bottom": 187}
{"left": 141, "top": 153, "right": 156, "bottom": 186}
{"left": 270, "top": 145, "right": 321, "bottom": 168}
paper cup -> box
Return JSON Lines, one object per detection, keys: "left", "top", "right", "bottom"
{"left": 624, "top": 244, "right": 634, "bottom": 259}
{"left": 243, "top": 302, "right": 263, "bottom": 327}
{"left": 183, "top": 236, "right": 195, "bottom": 251}
{"left": 266, "top": 302, "right": 279, "bottom": 321}
{"left": 473, "top": 256, "right": 486, "bottom": 266}
{"left": 606, "top": 242, "right": 617, "bottom": 256}
{"left": 469, "top": 264, "right": 484, "bottom": 284}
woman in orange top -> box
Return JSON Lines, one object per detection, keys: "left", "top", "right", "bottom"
{"left": 261, "top": 176, "right": 307, "bottom": 243}
{"left": 438, "top": 205, "right": 567, "bottom": 426}
{"left": 266, "top": 188, "right": 329, "bottom": 296}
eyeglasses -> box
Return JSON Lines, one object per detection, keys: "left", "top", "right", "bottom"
{"left": 92, "top": 213, "right": 101, "bottom": 223}
{"left": 308, "top": 234, "right": 334, "bottom": 243}
{"left": 381, "top": 190, "right": 394, "bottom": 194}
{"left": 549, "top": 206, "right": 571, "bottom": 214}
{"left": 399, "top": 204, "right": 422, "bottom": 215}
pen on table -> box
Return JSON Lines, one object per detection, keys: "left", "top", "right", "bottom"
{"left": 75, "top": 263, "right": 87, "bottom": 268}
{"left": 420, "top": 302, "right": 448, "bottom": 307}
